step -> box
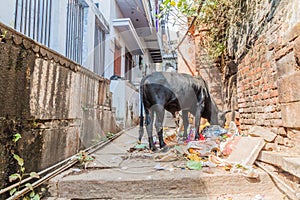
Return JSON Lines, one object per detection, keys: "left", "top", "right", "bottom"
{"left": 47, "top": 164, "right": 284, "bottom": 199}
{"left": 282, "top": 157, "right": 300, "bottom": 178}
{"left": 256, "top": 161, "right": 300, "bottom": 200}
{"left": 258, "top": 151, "right": 300, "bottom": 178}
{"left": 46, "top": 128, "right": 285, "bottom": 199}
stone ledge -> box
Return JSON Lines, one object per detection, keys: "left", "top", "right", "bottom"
{"left": 256, "top": 161, "right": 300, "bottom": 200}
{"left": 48, "top": 167, "right": 280, "bottom": 199}
{"left": 281, "top": 101, "right": 300, "bottom": 128}
{"left": 0, "top": 22, "right": 80, "bottom": 72}
{"left": 282, "top": 157, "right": 300, "bottom": 178}
{"left": 278, "top": 72, "right": 300, "bottom": 103}
{"left": 257, "top": 151, "right": 300, "bottom": 179}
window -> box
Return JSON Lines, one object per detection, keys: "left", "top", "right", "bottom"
{"left": 94, "top": 17, "right": 105, "bottom": 76}
{"left": 14, "top": 0, "right": 52, "bottom": 46}
{"left": 125, "top": 51, "right": 134, "bottom": 81}
{"left": 66, "top": 0, "right": 86, "bottom": 64}
{"left": 114, "top": 44, "right": 121, "bottom": 76}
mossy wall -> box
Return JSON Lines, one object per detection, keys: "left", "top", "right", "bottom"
{"left": 0, "top": 23, "right": 117, "bottom": 191}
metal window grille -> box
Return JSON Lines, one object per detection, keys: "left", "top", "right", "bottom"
{"left": 14, "top": 0, "right": 52, "bottom": 46}
{"left": 66, "top": 0, "right": 85, "bottom": 64}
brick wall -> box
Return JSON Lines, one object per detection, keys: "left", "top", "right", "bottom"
{"left": 226, "top": 0, "right": 300, "bottom": 151}
{"left": 237, "top": 38, "right": 282, "bottom": 131}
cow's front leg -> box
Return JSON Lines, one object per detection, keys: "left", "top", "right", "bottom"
{"left": 182, "top": 110, "right": 189, "bottom": 140}
{"left": 195, "top": 101, "right": 205, "bottom": 140}
{"left": 155, "top": 105, "right": 166, "bottom": 149}
{"left": 145, "top": 110, "right": 156, "bottom": 151}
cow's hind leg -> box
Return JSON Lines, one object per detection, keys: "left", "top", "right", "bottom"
{"left": 145, "top": 109, "right": 156, "bottom": 151}
{"left": 154, "top": 105, "right": 166, "bottom": 149}
{"left": 138, "top": 113, "right": 144, "bottom": 143}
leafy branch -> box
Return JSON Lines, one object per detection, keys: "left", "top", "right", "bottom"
{"left": 8, "top": 134, "right": 41, "bottom": 200}
{"left": 159, "top": 0, "right": 240, "bottom": 62}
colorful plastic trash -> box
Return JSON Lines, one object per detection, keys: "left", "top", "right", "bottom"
{"left": 186, "top": 160, "right": 203, "bottom": 170}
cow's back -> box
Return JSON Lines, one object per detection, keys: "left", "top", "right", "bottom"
{"left": 140, "top": 72, "right": 208, "bottom": 113}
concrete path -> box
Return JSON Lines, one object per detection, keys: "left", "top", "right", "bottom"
{"left": 47, "top": 126, "right": 286, "bottom": 200}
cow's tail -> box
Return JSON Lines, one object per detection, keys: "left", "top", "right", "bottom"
{"left": 138, "top": 81, "right": 144, "bottom": 143}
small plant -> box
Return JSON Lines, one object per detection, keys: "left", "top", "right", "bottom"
{"left": 0, "top": 29, "right": 7, "bottom": 42}
{"left": 101, "top": 132, "right": 115, "bottom": 142}
{"left": 91, "top": 134, "right": 102, "bottom": 145}
{"left": 12, "top": 133, "right": 22, "bottom": 143}
{"left": 32, "top": 121, "right": 38, "bottom": 128}
{"left": 8, "top": 133, "right": 41, "bottom": 200}
{"left": 77, "top": 150, "right": 95, "bottom": 169}
{"left": 105, "top": 132, "right": 114, "bottom": 139}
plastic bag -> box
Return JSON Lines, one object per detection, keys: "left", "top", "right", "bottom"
{"left": 186, "top": 160, "right": 202, "bottom": 170}
{"left": 202, "top": 125, "right": 227, "bottom": 138}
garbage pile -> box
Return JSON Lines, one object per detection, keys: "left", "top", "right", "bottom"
{"left": 129, "top": 120, "right": 265, "bottom": 179}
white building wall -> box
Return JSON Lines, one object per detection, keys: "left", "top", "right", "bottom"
{"left": 95, "top": 0, "right": 112, "bottom": 22}
{"left": 110, "top": 80, "right": 139, "bottom": 128}
{"left": 82, "top": 5, "right": 96, "bottom": 72}
{"left": 0, "top": 0, "right": 16, "bottom": 27}
{"left": 95, "top": 0, "right": 127, "bottom": 79}
{"left": 50, "top": 1, "right": 68, "bottom": 56}
{"left": 0, "top": 0, "right": 161, "bottom": 129}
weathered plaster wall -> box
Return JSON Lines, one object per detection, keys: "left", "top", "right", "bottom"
{"left": 0, "top": 23, "right": 117, "bottom": 189}
{"left": 110, "top": 80, "right": 139, "bottom": 129}
{"left": 177, "top": 35, "right": 197, "bottom": 76}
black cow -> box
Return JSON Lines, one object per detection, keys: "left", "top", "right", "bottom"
{"left": 139, "top": 72, "right": 229, "bottom": 151}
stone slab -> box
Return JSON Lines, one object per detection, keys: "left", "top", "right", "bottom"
{"left": 49, "top": 167, "right": 281, "bottom": 200}
{"left": 89, "top": 154, "right": 124, "bottom": 168}
{"left": 278, "top": 72, "right": 300, "bottom": 103}
{"left": 258, "top": 151, "right": 300, "bottom": 180}
{"left": 281, "top": 101, "right": 300, "bottom": 128}
{"left": 257, "top": 151, "right": 295, "bottom": 168}
{"left": 256, "top": 161, "right": 300, "bottom": 200}
{"left": 248, "top": 126, "right": 277, "bottom": 142}
{"left": 275, "top": 51, "right": 297, "bottom": 79}
{"left": 282, "top": 157, "right": 300, "bottom": 178}
{"left": 227, "top": 137, "right": 265, "bottom": 166}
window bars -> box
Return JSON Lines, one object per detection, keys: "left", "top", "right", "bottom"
{"left": 14, "top": 0, "right": 52, "bottom": 46}
{"left": 94, "top": 17, "right": 106, "bottom": 76}
{"left": 66, "top": 0, "right": 86, "bottom": 64}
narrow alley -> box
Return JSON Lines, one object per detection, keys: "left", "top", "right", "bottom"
{"left": 0, "top": 0, "right": 300, "bottom": 200}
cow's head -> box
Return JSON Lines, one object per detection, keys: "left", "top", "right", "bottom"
{"left": 218, "top": 110, "right": 231, "bottom": 127}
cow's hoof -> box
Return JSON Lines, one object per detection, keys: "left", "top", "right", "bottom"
{"left": 150, "top": 146, "right": 158, "bottom": 152}
{"left": 159, "top": 141, "right": 166, "bottom": 149}
{"left": 160, "top": 145, "right": 170, "bottom": 153}
{"left": 152, "top": 148, "right": 158, "bottom": 152}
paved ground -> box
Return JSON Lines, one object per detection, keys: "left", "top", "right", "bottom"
{"left": 47, "top": 123, "right": 287, "bottom": 200}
